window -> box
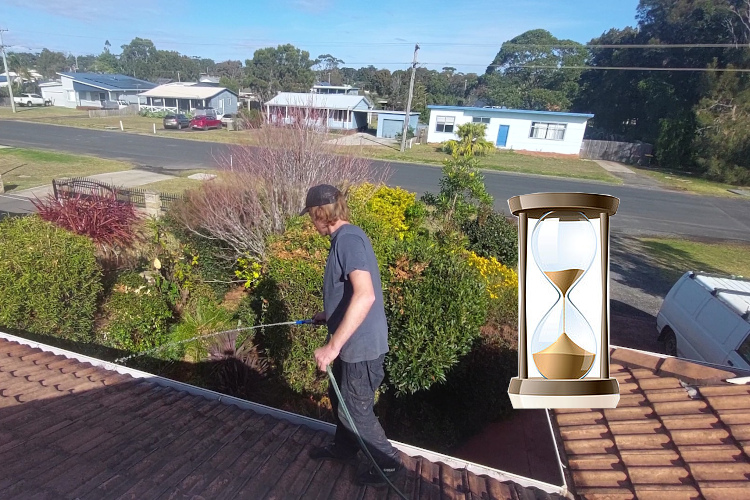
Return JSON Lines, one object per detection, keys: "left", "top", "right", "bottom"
{"left": 738, "top": 331, "right": 750, "bottom": 365}
{"left": 472, "top": 116, "right": 490, "bottom": 124}
{"left": 530, "top": 122, "right": 566, "bottom": 140}
{"left": 436, "top": 116, "right": 455, "bottom": 133}
{"left": 329, "top": 109, "right": 347, "bottom": 121}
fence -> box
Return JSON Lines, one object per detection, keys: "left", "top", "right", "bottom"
{"left": 52, "top": 177, "right": 182, "bottom": 216}
{"left": 580, "top": 140, "right": 653, "bottom": 166}
{"left": 88, "top": 105, "right": 139, "bottom": 118}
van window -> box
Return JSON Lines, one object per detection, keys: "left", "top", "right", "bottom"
{"left": 738, "top": 332, "right": 750, "bottom": 365}
{"left": 695, "top": 299, "right": 736, "bottom": 343}
{"left": 673, "top": 280, "right": 706, "bottom": 314}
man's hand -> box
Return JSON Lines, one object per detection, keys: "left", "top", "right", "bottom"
{"left": 312, "top": 311, "right": 326, "bottom": 325}
{"left": 314, "top": 343, "right": 340, "bottom": 372}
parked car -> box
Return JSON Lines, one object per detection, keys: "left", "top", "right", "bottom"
{"left": 221, "top": 113, "right": 235, "bottom": 127}
{"left": 163, "top": 114, "right": 191, "bottom": 130}
{"left": 657, "top": 271, "right": 750, "bottom": 370}
{"left": 13, "top": 93, "right": 51, "bottom": 107}
{"left": 191, "top": 114, "right": 222, "bottom": 130}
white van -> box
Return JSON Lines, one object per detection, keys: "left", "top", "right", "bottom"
{"left": 657, "top": 271, "right": 750, "bottom": 370}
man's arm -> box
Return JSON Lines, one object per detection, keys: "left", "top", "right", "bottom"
{"left": 314, "top": 269, "right": 375, "bottom": 371}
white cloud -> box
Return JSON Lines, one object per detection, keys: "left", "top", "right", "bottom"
{"left": 5, "top": 0, "right": 164, "bottom": 22}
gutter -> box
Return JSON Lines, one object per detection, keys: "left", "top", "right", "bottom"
{"left": 0, "top": 330, "right": 568, "bottom": 496}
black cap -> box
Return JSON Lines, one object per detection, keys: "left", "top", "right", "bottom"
{"left": 300, "top": 184, "right": 341, "bottom": 215}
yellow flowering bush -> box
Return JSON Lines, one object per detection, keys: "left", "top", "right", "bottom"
{"left": 349, "top": 183, "right": 417, "bottom": 238}
{"left": 466, "top": 251, "right": 518, "bottom": 326}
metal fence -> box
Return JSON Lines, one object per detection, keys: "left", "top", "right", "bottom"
{"left": 52, "top": 177, "right": 182, "bottom": 213}
{"left": 580, "top": 140, "right": 653, "bottom": 166}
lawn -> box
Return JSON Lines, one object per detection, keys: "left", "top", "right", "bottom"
{"left": 629, "top": 165, "right": 745, "bottom": 197}
{"left": 0, "top": 106, "right": 88, "bottom": 120}
{"left": 639, "top": 236, "right": 750, "bottom": 282}
{"left": 355, "top": 144, "right": 621, "bottom": 183}
{"left": 0, "top": 148, "right": 133, "bottom": 192}
{"left": 138, "top": 171, "right": 217, "bottom": 194}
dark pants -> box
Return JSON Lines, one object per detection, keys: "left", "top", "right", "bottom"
{"left": 329, "top": 354, "right": 399, "bottom": 469}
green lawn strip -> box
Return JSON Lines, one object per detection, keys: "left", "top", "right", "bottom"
{"left": 137, "top": 176, "right": 206, "bottom": 194}
{"left": 0, "top": 148, "right": 134, "bottom": 192}
{"left": 629, "top": 165, "right": 744, "bottom": 197}
{"left": 0, "top": 107, "right": 89, "bottom": 120}
{"left": 356, "top": 144, "right": 621, "bottom": 183}
{"left": 639, "top": 236, "right": 750, "bottom": 282}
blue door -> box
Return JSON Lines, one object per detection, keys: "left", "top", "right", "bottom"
{"left": 496, "top": 125, "right": 509, "bottom": 147}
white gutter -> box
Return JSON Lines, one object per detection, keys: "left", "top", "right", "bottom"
{"left": 0, "top": 330, "right": 567, "bottom": 496}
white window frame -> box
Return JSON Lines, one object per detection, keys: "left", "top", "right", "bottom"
{"left": 67, "top": 90, "right": 75, "bottom": 101}
{"left": 436, "top": 116, "right": 455, "bottom": 133}
{"left": 529, "top": 122, "right": 566, "bottom": 141}
{"left": 472, "top": 116, "right": 490, "bottom": 124}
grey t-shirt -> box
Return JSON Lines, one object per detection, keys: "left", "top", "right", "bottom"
{"left": 323, "top": 223, "right": 389, "bottom": 363}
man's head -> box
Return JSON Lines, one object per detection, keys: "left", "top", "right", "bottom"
{"left": 302, "top": 184, "right": 350, "bottom": 234}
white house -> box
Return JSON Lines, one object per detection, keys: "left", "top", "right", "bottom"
{"left": 427, "top": 105, "right": 594, "bottom": 155}
{"left": 41, "top": 72, "right": 156, "bottom": 108}
{"left": 265, "top": 92, "right": 373, "bottom": 131}
{"left": 138, "top": 83, "right": 238, "bottom": 115}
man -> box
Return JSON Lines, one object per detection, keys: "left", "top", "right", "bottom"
{"left": 301, "top": 183, "right": 403, "bottom": 486}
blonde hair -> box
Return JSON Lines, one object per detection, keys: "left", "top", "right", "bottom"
{"left": 309, "top": 192, "right": 350, "bottom": 225}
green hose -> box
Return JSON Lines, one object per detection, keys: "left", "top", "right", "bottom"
{"left": 326, "top": 365, "right": 409, "bottom": 499}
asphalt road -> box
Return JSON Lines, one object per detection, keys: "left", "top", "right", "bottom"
{"left": 3, "top": 120, "right": 750, "bottom": 243}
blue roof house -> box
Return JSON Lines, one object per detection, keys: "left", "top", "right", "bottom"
{"left": 40, "top": 72, "right": 156, "bottom": 108}
{"left": 427, "top": 105, "right": 594, "bottom": 156}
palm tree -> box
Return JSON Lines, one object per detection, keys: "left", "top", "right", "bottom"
{"left": 442, "top": 122, "right": 495, "bottom": 156}
{"left": 7, "top": 54, "right": 33, "bottom": 93}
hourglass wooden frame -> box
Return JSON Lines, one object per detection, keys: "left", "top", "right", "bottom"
{"left": 507, "top": 192, "right": 620, "bottom": 409}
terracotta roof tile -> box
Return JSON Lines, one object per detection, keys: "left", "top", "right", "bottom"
{"left": 553, "top": 348, "right": 750, "bottom": 499}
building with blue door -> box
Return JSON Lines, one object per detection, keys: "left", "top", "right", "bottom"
{"left": 265, "top": 92, "right": 373, "bottom": 131}
{"left": 426, "top": 105, "right": 593, "bottom": 155}
{"left": 374, "top": 111, "right": 420, "bottom": 138}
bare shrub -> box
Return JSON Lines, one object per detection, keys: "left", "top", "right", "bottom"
{"left": 174, "top": 105, "right": 390, "bottom": 259}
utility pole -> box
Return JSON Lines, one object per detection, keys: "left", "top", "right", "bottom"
{"left": 0, "top": 29, "right": 16, "bottom": 113}
{"left": 400, "top": 43, "right": 419, "bottom": 152}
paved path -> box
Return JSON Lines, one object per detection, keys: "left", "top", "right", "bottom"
{"left": 12, "top": 169, "right": 176, "bottom": 200}
{"left": 595, "top": 160, "right": 665, "bottom": 188}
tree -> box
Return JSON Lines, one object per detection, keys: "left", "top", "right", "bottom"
{"left": 93, "top": 40, "right": 119, "bottom": 73}
{"left": 244, "top": 44, "right": 315, "bottom": 102}
{"left": 37, "top": 49, "right": 68, "bottom": 79}
{"left": 313, "top": 53, "right": 344, "bottom": 84}
{"left": 119, "top": 38, "right": 158, "bottom": 80}
{"left": 484, "top": 29, "right": 587, "bottom": 110}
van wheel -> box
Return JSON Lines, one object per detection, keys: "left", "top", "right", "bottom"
{"left": 663, "top": 329, "right": 677, "bottom": 357}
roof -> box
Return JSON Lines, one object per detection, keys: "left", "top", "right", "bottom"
{"left": 554, "top": 346, "right": 750, "bottom": 500}
{"left": 692, "top": 273, "right": 750, "bottom": 319}
{"left": 57, "top": 72, "right": 156, "bottom": 91}
{"left": 266, "top": 92, "right": 373, "bottom": 110}
{"left": 372, "top": 110, "right": 421, "bottom": 116}
{"left": 139, "top": 83, "right": 235, "bottom": 99}
{"left": 427, "top": 105, "right": 594, "bottom": 119}
{"left": 0, "top": 334, "right": 563, "bottom": 499}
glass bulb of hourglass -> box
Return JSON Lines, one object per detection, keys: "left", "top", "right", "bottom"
{"left": 530, "top": 211, "right": 598, "bottom": 379}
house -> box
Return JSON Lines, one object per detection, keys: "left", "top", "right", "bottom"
{"left": 138, "top": 83, "right": 238, "bottom": 116}
{"left": 0, "top": 332, "right": 566, "bottom": 499}
{"left": 310, "top": 83, "right": 360, "bottom": 95}
{"left": 373, "top": 110, "right": 421, "bottom": 139}
{"left": 426, "top": 105, "right": 594, "bottom": 155}
{"left": 41, "top": 72, "right": 156, "bottom": 109}
{"left": 264, "top": 92, "right": 374, "bottom": 131}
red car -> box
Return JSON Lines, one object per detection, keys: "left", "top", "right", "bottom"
{"left": 190, "top": 115, "right": 222, "bottom": 130}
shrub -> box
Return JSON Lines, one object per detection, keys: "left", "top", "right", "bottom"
{"left": 440, "top": 123, "right": 495, "bottom": 157}
{"left": 253, "top": 217, "right": 329, "bottom": 396}
{"left": 461, "top": 212, "right": 518, "bottom": 267}
{"left": 236, "top": 108, "right": 263, "bottom": 129}
{"left": 466, "top": 251, "right": 518, "bottom": 327}
{"left": 385, "top": 240, "right": 488, "bottom": 395}
{"left": 422, "top": 155, "right": 493, "bottom": 228}
{"left": 32, "top": 192, "right": 140, "bottom": 250}
{"left": 99, "top": 271, "right": 173, "bottom": 352}
{"left": 0, "top": 216, "right": 102, "bottom": 341}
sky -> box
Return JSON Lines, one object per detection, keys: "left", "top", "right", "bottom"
{"left": 0, "top": 0, "right": 641, "bottom": 74}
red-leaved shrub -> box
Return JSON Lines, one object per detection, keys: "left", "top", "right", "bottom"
{"left": 32, "top": 192, "right": 140, "bottom": 249}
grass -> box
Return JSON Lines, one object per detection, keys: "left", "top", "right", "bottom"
{"left": 639, "top": 236, "right": 750, "bottom": 282}
{"left": 0, "top": 148, "right": 133, "bottom": 192}
{"left": 355, "top": 144, "right": 621, "bottom": 183}
{"left": 0, "top": 106, "right": 89, "bottom": 120}
{"left": 629, "top": 165, "right": 745, "bottom": 197}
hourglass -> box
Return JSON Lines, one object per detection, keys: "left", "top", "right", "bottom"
{"left": 507, "top": 193, "right": 620, "bottom": 409}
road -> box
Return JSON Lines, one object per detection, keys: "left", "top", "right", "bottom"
{"left": 3, "top": 120, "right": 749, "bottom": 242}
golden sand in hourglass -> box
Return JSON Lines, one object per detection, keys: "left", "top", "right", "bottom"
{"left": 533, "top": 268, "right": 595, "bottom": 379}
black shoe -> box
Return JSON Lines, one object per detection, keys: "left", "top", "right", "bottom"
{"left": 309, "top": 444, "right": 358, "bottom": 462}
{"left": 357, "top": 463, "right": 405, "bottom": 486}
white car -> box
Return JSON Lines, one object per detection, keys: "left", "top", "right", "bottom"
{"left": 657, "top": 271, "right": 750, "bottom": 370}
{"left": 13, "top": 93, "right": 51, "bottom": 107}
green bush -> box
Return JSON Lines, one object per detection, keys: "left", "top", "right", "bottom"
{"left": 385, "top": 239, "right": 488, "bottom": 395}
{"left": 0, "top": 216, "right": 102, "bottom": 341}
{"left": 461, "top": 212, "right": 518, "bottom": 267}
{"left": 99, "top": 271, "right": 173, "bottom": 352}
{"left": 253, "top": 217, "right": 329, "bottom": 396}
